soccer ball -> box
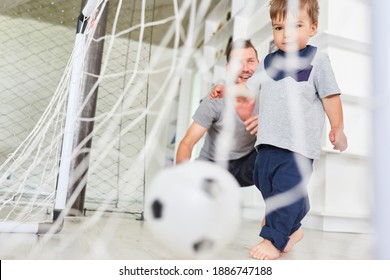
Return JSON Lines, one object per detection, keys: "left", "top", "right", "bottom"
{"left": 145, "top": 161, "right": 241, "bottom": 259}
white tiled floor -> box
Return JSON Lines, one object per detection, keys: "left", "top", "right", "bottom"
{"left": 0, "top": 212, "right": 374, "bottom": 260}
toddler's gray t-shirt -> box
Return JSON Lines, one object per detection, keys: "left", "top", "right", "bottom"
{"left": 247, "top": 47, "right": 340, "bottom": 159}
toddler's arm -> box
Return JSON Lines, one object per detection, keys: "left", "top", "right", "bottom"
{"left": 209, "top": 84, "right": 225, "bottom": 100}
{"left": 322, "top": 94, "right": 348, "bottom": 152}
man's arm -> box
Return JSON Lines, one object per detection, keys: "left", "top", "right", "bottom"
{"left": 322, "top": 94, "right": 348, "bottom": 152}
{"left": 176, "top": 122, "right": 208, "bottom": 163}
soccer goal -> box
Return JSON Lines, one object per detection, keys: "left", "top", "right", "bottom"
{"left": 0, "top": 0, "right": 209, "bottom": 234}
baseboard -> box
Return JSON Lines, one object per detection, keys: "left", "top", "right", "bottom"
{"left": 241, "top": 207, "right": 372, "bottom": 234}
{"left": 303, "top": 211, "right": 372, "bottom": 233}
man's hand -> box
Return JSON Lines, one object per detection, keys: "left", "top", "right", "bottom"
{"left": 244, "top": 115, "right": 258, "bottom": 135}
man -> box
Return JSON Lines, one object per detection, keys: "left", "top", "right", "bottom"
{"left": 176, "top": 39, "right": 259, "bottom": 186}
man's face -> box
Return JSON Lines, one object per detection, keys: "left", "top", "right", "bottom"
{"left": 227, "top": 47, "right": 259, "bottom": 84}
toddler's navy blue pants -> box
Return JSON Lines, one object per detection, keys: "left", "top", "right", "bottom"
{"left": 253, "top": 145, "right": 313, "bottom": 251}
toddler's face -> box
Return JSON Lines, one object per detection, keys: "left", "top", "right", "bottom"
{"left": 272, "top": 7, "right": 318, "bottom": 52}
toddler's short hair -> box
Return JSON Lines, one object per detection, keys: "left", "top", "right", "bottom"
{"left": 269, "top": 0, "right": 319, "bottom": 24}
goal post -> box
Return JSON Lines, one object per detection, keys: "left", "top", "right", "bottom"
{"left": 64, "top": 0, "right": 109, "bottom": 216}
{"left": 0, "top": 0, "right": 104, "bottom": 233}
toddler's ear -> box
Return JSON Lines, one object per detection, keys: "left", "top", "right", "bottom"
{"left": 310, "top": 22, "right": 318, "bottom": 37}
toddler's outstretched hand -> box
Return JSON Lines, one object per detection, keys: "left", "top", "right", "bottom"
{"left": 209, "top": 85, "right": 225, "bottom": 100}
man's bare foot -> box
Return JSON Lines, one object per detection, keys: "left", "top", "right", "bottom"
{"left": 249, "top": 239, "right": 281, "bottom": 260}
{"left": 283, "top": 228, "right": 304, "bottom": 253}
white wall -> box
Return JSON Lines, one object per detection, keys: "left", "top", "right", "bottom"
{"left": 0, "top": 15, "right": 74, "bottom": 162}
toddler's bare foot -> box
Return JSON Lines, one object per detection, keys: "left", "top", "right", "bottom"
{"left": 283, "top": 228, "right": 304, "bottom": 253}
{"left": 249, "top": 239, "right": 281, "bottom": 260}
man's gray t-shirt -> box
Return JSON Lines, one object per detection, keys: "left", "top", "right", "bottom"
{"left": 247, "top": 47, "right": 340, "bottom": 159}
{"left": 193, "top": 97, "right": 258, "bottom": 161}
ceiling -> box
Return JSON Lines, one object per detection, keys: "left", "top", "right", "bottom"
{"left": 0, "top": 0, "right": 219, "bottom": 47}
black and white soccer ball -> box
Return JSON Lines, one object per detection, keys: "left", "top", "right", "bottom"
{"left": 145, "top": 161, "right": 241, "bottom": 259}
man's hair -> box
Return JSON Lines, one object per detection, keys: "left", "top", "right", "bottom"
{"left": 269, "top": 0, "right": 319, "bottom": 24}
{"left": 225, "top": 39, "right": 258, "bottom": 63}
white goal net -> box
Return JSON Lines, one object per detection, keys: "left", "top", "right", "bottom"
{"left": 0, "top": 0, "right": 215, "bottom": 233}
